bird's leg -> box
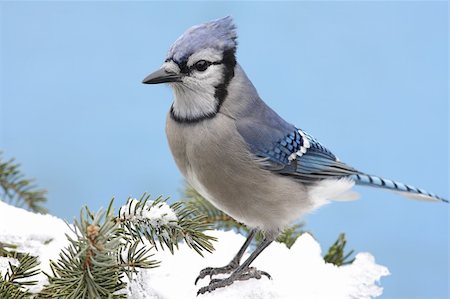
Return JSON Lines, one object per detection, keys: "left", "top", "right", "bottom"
{"left": 197, "top": 236, "right": 274, "bottom": 295}
{"left": 195, "top": 229, "right": 257, "bottom": 284}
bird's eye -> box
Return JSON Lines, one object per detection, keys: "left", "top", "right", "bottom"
{"left": 194, "top": 60, "right": 210, "bottom": 72}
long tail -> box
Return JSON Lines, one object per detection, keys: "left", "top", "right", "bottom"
{"left": 349, "top": 173, "right": 448, "bottom": 203}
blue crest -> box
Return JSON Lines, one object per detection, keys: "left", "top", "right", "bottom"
{"left": 167, "top": 16, "right": 237, "bottom": 63}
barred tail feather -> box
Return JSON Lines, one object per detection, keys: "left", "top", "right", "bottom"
{"left": 349, "top": 173, "right": 448, "bottom": 203}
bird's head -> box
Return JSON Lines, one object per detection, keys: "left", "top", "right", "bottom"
{"left": 143, "top": 16, "right": 238, "bottom": 122}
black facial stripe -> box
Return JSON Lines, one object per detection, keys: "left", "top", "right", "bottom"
{"left": 178, "top": 60, "right": 189, "bottom": 74}
{"left": 214, "top": 48, "right": 236, "bottom": 105}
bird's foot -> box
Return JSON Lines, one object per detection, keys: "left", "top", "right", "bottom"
{"left": 196, "top": 267, "right": 271, "bottom": 295}
{"left": 195, "top": 260, "right": 239, "bottom": 285}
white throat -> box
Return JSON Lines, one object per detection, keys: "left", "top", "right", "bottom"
{"left": 171, "top": 80, "right": 219, "bottom": 121}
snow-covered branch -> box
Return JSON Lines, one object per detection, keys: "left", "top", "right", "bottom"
{"left": 0, "top": 200, "right": 389, "bottom": 298}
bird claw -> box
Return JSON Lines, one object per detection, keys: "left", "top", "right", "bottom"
{"left": 196, "top": 267, "right": 272, "bottom": 295}
{"left": 194, "top": 262, "right": 238, "bottom": 285}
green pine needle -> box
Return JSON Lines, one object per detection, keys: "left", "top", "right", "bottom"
{"left": 118, "top": 194, "right": 216, "bottom": 256}
{"left": 324, "top": 233, "right": 355, "bottom": 266}
{"left": 0, "top": 152, "right": 47, "bottom": 214}
{"left": 0, "top": 247, "right": 40, "bottom": 299}
{"left": 38, "top": 194, "right": 217, "bottom": 298}
{"left": 38, "top": 202, "right": 128, "bottom": 298}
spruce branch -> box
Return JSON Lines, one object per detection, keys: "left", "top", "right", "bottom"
{"left": 118, "top": 242, "right": 159, "bottom": 279}
{"left": 38, "top": 194, "right": 216, "bottom": 298}
{"left": 324, "top": 233, "right": 355, "bottom": 266}
{"left": 118, "top": 194, "right": 216, "bottom": 256}
{"left": 0, "top": 152, "right": 47, "bottom": 213}
{"left": 0, "top": 246, "right": 40, "bottom": 299}
{"left": 38, "top": 201, "right": 129, "bottom": 298}
{"left": 275, "top": 223, "right": 304, "bottom": 249}
{"left": 0, "top": 242, "right": 25, "bottom": 260}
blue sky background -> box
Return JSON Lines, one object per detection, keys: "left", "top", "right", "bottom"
{"left": 0, "top": 2, "right": 448, "bottom": 298}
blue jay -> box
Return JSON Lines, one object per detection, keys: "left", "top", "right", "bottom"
{"left": 142, "top": 16, "right": 447, "bottom": 295}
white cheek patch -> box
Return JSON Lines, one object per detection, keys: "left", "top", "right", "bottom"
{"left": 171, "top": 82, "right": 219, "bottom": 120}
{"left": 187, "top": 48, "right": 223, "bottom": 67}
{"left": 191, "top": 64, "right": 224, "bottom": 84}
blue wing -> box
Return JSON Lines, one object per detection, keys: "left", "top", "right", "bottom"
{"left": 263, "top": 128, "right": 358, "bottom": 182}
{"left": 235, "top": 100, "right": 447, "bottom": 202}
{"left": 236, "top": 102, "right": 358, "bottom": 182}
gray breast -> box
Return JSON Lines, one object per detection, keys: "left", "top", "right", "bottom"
{"left": 165, "top": 112, "right": 312, "bottom": 233}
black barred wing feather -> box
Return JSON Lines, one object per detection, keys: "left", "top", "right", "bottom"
{"left": 261, "top": 128, "right": 358, "bottom": 182}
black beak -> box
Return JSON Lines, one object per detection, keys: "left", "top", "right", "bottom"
{"left": 142, "top": 68, "right": 181, "bottom": 84}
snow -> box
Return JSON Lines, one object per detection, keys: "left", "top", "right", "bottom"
{"left": 0, "top": 201, "right": 70, "bottom": 293}
{"left": 0, "top": 257, "right": 19, "bottom": 277}
{"left": 0, "top": 201, "right": 390, "bottom": 298}
{"left": 119, "top": 198, "right": 178, "bottom": 227}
